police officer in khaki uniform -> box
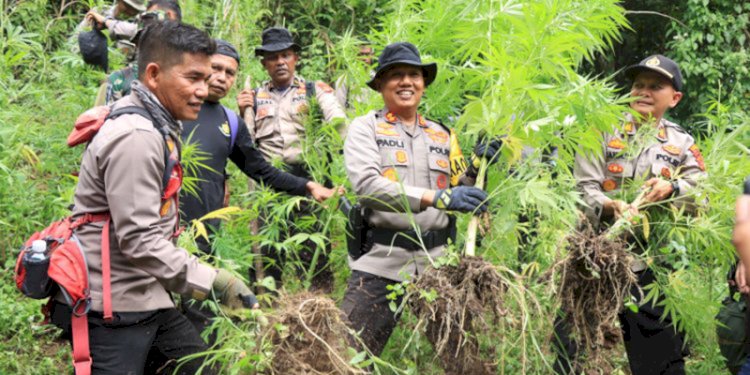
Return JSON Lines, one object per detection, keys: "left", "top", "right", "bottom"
{"left": 341, "top": 42, "right": 501, "bottom": 355}
{"left": 554, "top": 55, "right": 707, "bottom": 375}
{"left": 237, "top": 27, "right": 346, "bottom": 292}
{"left": 50, "top": 22, "right": 256, "bottom": 374}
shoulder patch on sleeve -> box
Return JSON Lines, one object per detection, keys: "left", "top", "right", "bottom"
{"left": 688, "top": 144, "right": 706, "bottom": 171}
{"left": 315, "top": 81, "right": 334, "bottom": 94}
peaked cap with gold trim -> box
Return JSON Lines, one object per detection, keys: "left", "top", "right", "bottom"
{"left": 624, "top": 54, "right": 683, "bottom": 91}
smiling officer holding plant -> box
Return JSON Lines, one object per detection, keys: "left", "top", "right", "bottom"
{"left": 341, "top": 42, "right": 501, "bottom": 355}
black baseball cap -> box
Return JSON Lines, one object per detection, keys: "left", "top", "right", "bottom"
{"left": 366, "top": 42, "right": 437, "bottom": 90}
{"left": 254, "top": 27, "right": 301, "bottom": 57}
{"left": 624, "top": 54, "right": 683, "bottom": 91}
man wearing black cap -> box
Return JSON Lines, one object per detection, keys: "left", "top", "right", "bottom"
{"left": 553, "top": 55, "right": 706, "bottom": 374}
{"left": 341, "top": 42, "right": 500, "bottom": 356}
{"left": 237, "top": 27, "right": 346, "bottom": 293}
{"left": 178, "top": 39, "right": 338, "bottom": 338}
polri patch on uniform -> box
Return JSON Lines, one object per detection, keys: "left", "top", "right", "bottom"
{"left": 436, "top": 159, "right": 449, "bottom": 169}
{"left": 436, "top": 174, "right": 448, "bottom": 189}
{"left": 257, "top": 91, "right": 271, "bottom": 99}
{"left": 689, "top": 144, "right": 706, "bottom": 171}
{"left": 607, "top": 163, "right": 623, "bottom": 174}
{"left": 602, "top": 179, "right": 617, "bottom": 192}
{"left": 656, "top": 153, "right": 679, "bottom": 166}
{"left": 382, "top": 167, "right": 398, "bottom": 182}
{"left": 662, "top": 144, "right": 680, "bottom": 155}
{"left": 296, "top": 103, "right": 309, "bottom": 114}
{"left": 661, "top": 167, "right": 672, "bottom": 179}
{"left": 607, "top": 138, "right": 626, "bottom": 150}
{"left": 396, "top": 150, "right": 408, "bottom": 163}
{"left": 296, "top": 86, "right": 307, "bottom": 95}
{"left": 219, "top": 122, "right": 231, "bottom": 137}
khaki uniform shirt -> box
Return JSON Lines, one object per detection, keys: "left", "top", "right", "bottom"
{"left": 67, "top": 93, "right": 216, "bottom": 313}
{"left": 107, "top": 19, "right": 138, "bottom": 40}
{"left": 246, "top": 76, "right": 346, "bottom": 163}
{"left": 575, "top": 115, "right": 707, "bottom": 230}
{"left": 344, "top": 109, "right": 473, "bottom": 281}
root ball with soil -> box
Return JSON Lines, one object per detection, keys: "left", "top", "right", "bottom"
{"left": 409, "top": 256, "right": 508, "bottom": 375}
{"left": 557, "top": 222, "right": 638, "bottom": 370}
{"left": 264, "top": 292, "right": 363, "bottom": 375}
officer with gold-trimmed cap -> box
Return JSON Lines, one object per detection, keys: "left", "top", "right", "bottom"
{"left": 553, "top": 54, "right": 706, "bottom": 374}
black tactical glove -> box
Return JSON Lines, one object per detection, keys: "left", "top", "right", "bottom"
{"left": 212, "top": 269, "right": 258, "bottom": 309}
{"left": 433, "top": 186, "right": 489, "bottom": 213}
{"left": 468, "top": 136, "right": 503, "bottom": 176}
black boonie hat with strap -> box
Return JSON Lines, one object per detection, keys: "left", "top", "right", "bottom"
{"left": 254, "top": 27, "right": 301, "bottom": 57}
{"left": 366, "top": 42, "right": 437, "bottom": 90}
{"left": 624, "top": 54, "right": 683, "bottom": 91}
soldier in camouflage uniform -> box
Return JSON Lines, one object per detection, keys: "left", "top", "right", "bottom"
{"left": 553, "top": 55, "right": 706, "bottom": 375}
{"left": 341, "top": 42, "right": 501, "bottom": 355}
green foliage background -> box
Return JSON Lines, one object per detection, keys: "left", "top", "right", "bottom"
{"left": 1, "top": 0, "right": 748, "bottom": 373}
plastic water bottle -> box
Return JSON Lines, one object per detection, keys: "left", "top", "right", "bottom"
{"left": 29, "top": 240, "right": 47, "bottom": 260}
{"left": 21, "top": 240, "right": 52, "bottom": 299}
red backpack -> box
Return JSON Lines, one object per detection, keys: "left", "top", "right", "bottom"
{"left": 14, "top": 105, "right": 182, "bottom": 375}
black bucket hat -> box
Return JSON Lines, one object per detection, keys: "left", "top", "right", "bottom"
{"left": 624, "top": 54, "right": 683, "bottom": 91}
{"left": 78, "top": 29, "right": 109, "bottom": 71}
{"left": 254, "top": 27, "right": 301, "bottom": 57}
{"left": 366, "top": 42, "right": 437, "bottom": 90}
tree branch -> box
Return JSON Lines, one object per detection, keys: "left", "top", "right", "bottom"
{"left": 625, "top": 10, "right": 688, "bottom": 29}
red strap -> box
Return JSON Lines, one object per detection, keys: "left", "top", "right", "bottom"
{"left": 101, "top": 216, "right": 113, "bottom": 322}
{"left": 66, "top": 212, "right": 112, "bottom": 371}
{"left": 71, "top": 213, "right": 111, "bottom": 229}
{"left": 71, "top": 313, "right": 92, "bottom": 375}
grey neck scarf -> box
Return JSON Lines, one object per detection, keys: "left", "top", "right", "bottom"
{"left": 130, "top": 80, "right": 182, "bottom": 143}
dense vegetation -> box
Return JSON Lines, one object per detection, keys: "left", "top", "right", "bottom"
{"left": 2, "top": 0, "right": 749, "bottom": 373}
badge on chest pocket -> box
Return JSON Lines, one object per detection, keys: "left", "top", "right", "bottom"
{"left": 255, "top": 103, "right": 275, "bottom": 121}
{"left": 381, "top": 151, "right": 409, "bottom": 183}
{"left": 254, "top": 104, "right": 276, "bottom": 139}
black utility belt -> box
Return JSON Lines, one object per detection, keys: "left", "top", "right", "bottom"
{"left": 367, "top": 228, "right": 450, "bottom": 251}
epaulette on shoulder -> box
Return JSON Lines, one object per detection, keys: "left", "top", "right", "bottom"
{"left": 663, "top": 119, "right": 688, "bottom": 134}
{"left": 425, "top": 116, "right": 451, "bottom": 133}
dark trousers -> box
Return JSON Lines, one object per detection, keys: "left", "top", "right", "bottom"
{"left": 249, "top": 199, "right": 333, "bottom": 293}
{"left": 50, "top": 301, "right": 212, "bottom": 375}
{"left": 552, "top": 269, "right": 688, "bottom": 375}
{"left": 340, "top": 270, "right": 403, "bottom": 356}
{"left": 180, "top": 233, "right": 219, "bottom": 347}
